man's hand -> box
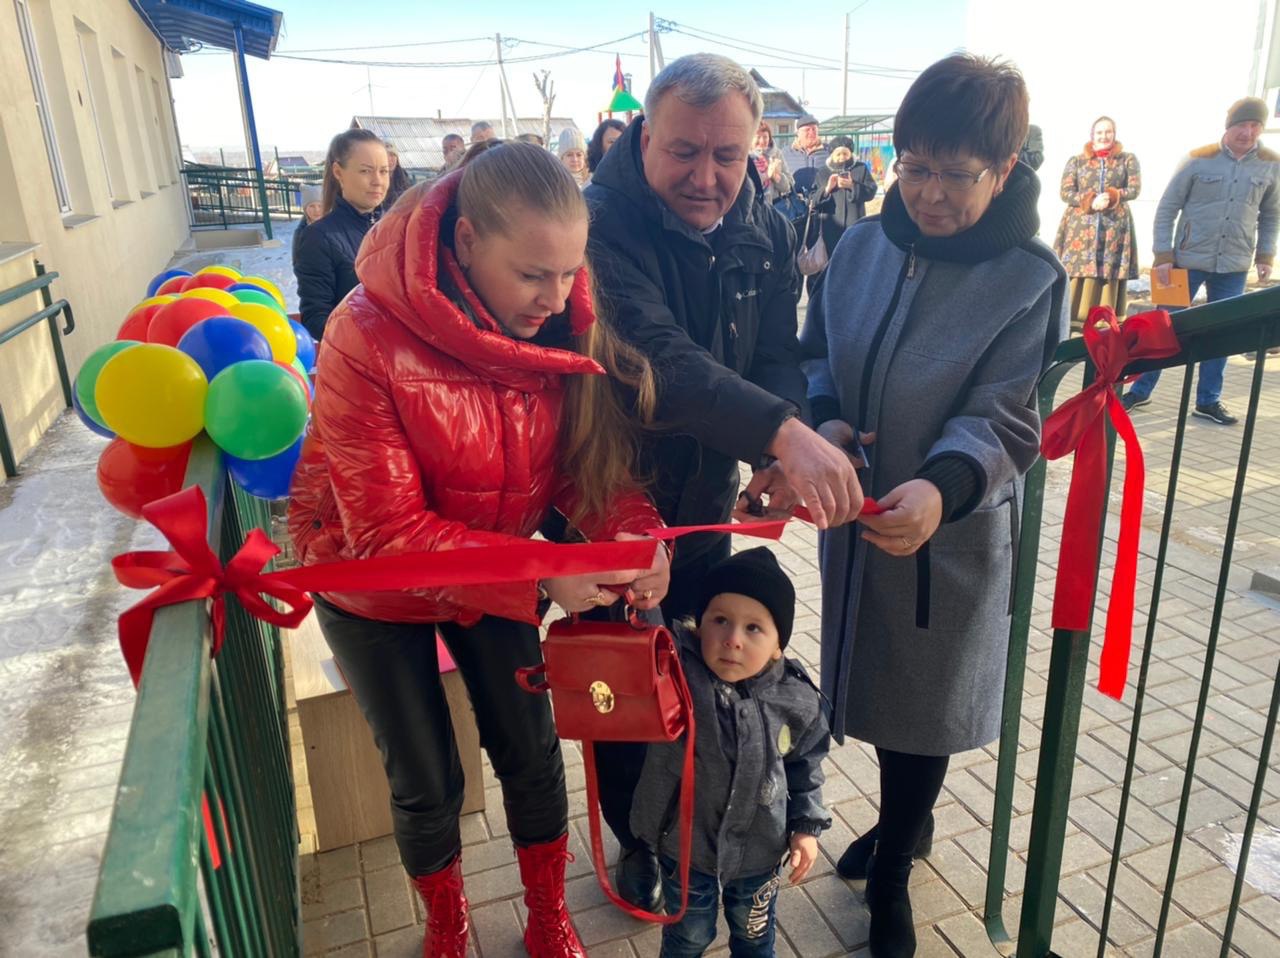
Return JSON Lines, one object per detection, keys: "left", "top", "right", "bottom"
{"left": 1154, "top": 263, "right": 1173, "bottom": 287}
{"left": 787, "top": 833, "right": 818, "bottom": 884}
{"left": 859, "top": 478, "right": 943, "bottom": 556}
{"left": 1258, "top": 262, "right": 1273, "bottom": 283}
{"left": 736, "top": 462, "right": 800, "bottom": 521}
{"left": 764, "top": 418, "right": 862, "bottom": 529}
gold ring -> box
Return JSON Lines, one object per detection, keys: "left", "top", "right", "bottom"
{"left": 900, "top": 536, "right": 912, "bottom": 549}
{"left": 586, "top": 590, "right": 606, "bottom": 606}
{"left": 643, "top": 589, "right": 654, "bottom": 600}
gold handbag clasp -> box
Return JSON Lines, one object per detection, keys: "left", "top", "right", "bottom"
{"left": 589, "top": 680, "right": 615, "bottom": 714}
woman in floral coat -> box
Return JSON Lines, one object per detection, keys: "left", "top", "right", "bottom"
{"left": 1053, "top": 116, "right": 1141, "bottom": 332}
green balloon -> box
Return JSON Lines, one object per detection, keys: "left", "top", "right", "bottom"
{"left": 76, "top": 340, "right": 140, "bottom": 427}
{"left": 289, "top": 355, "right": 310, "bottom": 386}
{"left": 232, "top": 288, "right": 287, "bottom": 315}
{"left": 204, "top": 360, "right": 308, "bottom": 460}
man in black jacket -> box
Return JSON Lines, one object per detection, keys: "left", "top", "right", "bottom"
{"left": 583, "top": 52, "right": 861, "bottom": 909}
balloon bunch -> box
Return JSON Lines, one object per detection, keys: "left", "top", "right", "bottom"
{"left": 73, "top": 265, "right": 318, "bottom": 517}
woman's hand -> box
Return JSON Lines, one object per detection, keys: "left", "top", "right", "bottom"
{"left": 616, "top": 532, "right": 670, "bottom": 611}
{"left": 858, "top": 478, "right": 942, "bottom": 556}
{"left": 767, "top": 156, "right": 784, "bottom": 183}
{"left": 787, "top": 833, "right": 818, "bottom": 884}
{"left": 816, "top": 420, "right": 874, "bottom": 468}
{"left": 1090, "top": 194, "right": 1109, "bottom": 211}
{"left": 542, "top": 564, "right": 647, "bottom": 614}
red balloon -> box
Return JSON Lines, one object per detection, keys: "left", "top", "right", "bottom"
{"left": 157, "top": 275, "right": 189, "bottom": 296}
{"left": 96, "top": 438, "right": 193, "bottom": 519}
{"left": 276, "top": 360, "right": 312, "bottom": 409}
{"left": 182, "top": 272, "right": 238, "bottom": 292}
{"left": 118, "top": 306, "right": 161, "bottom": 340}
{"left": 147, "top": 297, "right": 228, "bottom": 347}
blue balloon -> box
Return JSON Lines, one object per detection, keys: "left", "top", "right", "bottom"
{"left": 226, "top": 436, "right": 303, "bottom": 500}
{"left": 71, "top": 378, "right": 115, "bottom": 438}
{"left": 177, "top": 317, "right": 273, "bottom": 381}
{"left": 290, "top": 320, "right": 317, "bottom": 374}
{"left": 146, "top": 268, "right": 192, "bottom": 298}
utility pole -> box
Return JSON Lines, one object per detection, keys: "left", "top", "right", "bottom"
{"left": 495, "top": 34, "right": 511, "bottom": 137}
{"left": 842, "top": 13, "right": 850, "bottom": 116}
{"left": 366, "top": 65, "right": 375, "bottom": 115}
{"left": 649, "top": 12, "right": 665, "bottom": 81}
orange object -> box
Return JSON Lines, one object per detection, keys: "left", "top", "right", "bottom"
{"left": 1150, "top": 268, "right": 1191, "bottom": 308}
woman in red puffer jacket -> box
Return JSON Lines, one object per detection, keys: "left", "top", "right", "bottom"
{"left": 288, "top": 142, "right": 669, "bottom": 958}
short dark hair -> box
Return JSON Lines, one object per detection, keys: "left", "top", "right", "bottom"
{"left": 443, "top": 133, "right": 465, "bottom": 148}
{"left": 893, "top": 54, "right": 1028, "bottom": 165}
{"left": 587, "top": 118, "right": 626, "bottom": 172}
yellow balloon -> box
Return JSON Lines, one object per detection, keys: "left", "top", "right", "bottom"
{"left": 182, "top": 287, "right": 240, "bottom": 310}
{"left": 231, "top": 302, "right": 297, "bottom": 364}
{"left": 197, "top": 265, "right": 242, "bottom": 280}
{"left": 130, "top": 294, "right": 178, "bottom": 313}
{"left": 95, "top": 344, "right": 208, "bottom": 447}
{"left": 239, "top": 275, "right": 286, "bottom": 309}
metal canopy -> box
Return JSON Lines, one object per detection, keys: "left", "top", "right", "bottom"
{"left": 130, "top": 0, "right": 282, "bottom": 59}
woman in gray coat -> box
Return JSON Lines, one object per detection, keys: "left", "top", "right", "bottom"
{"left": 801, "top": 55, "right": 1066, "bottom": 957}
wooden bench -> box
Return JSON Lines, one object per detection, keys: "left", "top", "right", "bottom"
{"left": 287, "top": 610, "right": 484, "bottom": 851}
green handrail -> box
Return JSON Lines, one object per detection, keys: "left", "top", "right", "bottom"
{"left": 986, "top": 285, "right": 1280, "bottom": 957}
{"left": 87, "top": 437, "right": 300, "bottom": 957}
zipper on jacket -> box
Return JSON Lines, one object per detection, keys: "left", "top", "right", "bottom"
{"left": 857, "top": 246, "right": 914, "bottom": 426}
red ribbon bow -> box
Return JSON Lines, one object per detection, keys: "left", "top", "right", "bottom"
{"left": 113, "top": 486, "right": 312, "bottom": 686}
{"left": 1040, "top": 306, "right": 1181, "bottom": 698}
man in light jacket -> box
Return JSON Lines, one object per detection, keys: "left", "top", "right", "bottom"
{"left": 1123, "top": 97, "right": 1280, "bottom": 424}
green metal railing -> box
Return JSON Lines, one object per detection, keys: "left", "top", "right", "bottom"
{"left": 0, "top": 261, "right": 74, "bottom": 478}
{"left": 987, "top": 287, "right": 1280, "bottom": 956}
{"left": 182, "top": 164, "right": 323, "bottom": 235}
{"left": 87, "top": 438, "right": 300, "bottom": 957}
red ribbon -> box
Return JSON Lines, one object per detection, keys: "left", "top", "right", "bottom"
{"left": 1040, "top": 307, "right": 1181, "bottom": 698}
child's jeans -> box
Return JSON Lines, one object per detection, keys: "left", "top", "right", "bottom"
{"left": 658, "top": 856, "right": 781, "bottom": 957}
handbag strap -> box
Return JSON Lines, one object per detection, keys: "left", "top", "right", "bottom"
{"left": 581, "top": 642, "right": 696, "bottom": 924}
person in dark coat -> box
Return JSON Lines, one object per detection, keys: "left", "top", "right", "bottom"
{"left": 1019, "top": 122, "right": 1045, "bottom": 170}
{"left": 802, "top": 55, "right": 1066, "bottom": 956}
{"left": 293, "top": 129, "right": 388, "bottom": 340}
{"left": 799, "top": 135, "right": 878, "bottom": 292}
{"left": 383, "top": 142, "right": 414, "bottom": 209}
{"left": 581, "top": 51, "right": 862, "bottom": 913}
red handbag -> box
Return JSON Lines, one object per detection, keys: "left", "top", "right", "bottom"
{"left": 515, "top": 608, "right": 696, "bottom": 923}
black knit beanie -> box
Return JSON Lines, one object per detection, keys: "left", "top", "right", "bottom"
{"left": 1227, "top": 97, "right": 1268, "bottom": 128}
{"left": 694, "top": 547, "right": 795, "bottom": 649}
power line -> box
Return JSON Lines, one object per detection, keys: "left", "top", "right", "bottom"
{"left": 661, "top": 17, "right": 919, "bottom": 78}
{"left": 278, "top": 36, "right": 491, "bottom": 54}
{"left": 272, "top": 31, "right": 648, "bottom": 69}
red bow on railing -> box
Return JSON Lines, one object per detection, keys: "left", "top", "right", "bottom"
{"left": 1040, "top": 306, "right": 1181, "bottom": 698}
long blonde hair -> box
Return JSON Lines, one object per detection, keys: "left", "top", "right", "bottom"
{"left": 457, "top": 142, "right": 655, "bottom": 527}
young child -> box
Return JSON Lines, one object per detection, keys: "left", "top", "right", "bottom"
{"left": 631, "top": 547, "right": 832, "bottom": 957}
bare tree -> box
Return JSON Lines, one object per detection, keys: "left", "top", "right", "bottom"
{"left": 534, "top": 71, "right": 555, "bottom": 148}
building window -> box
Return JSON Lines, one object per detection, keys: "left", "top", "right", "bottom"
{"left": 76, "top": 20, "right": 129, "bottom": 203}
{"left": 777, "top": 123, "right": 791, "bottom": 135}
{"left": 13, "top": 0, "right": 71, "bottom": 212}
{"left": 113, "top": 48, "right": 155, "bottom": 193}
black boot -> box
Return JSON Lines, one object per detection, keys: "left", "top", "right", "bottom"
{"left": 836, "top": 812, "right": 935, "bottom": 881}
{"left": 613, "top": 844, "right": 661, "bottom": 911}
{"left": 865, "top": 852, "right": 915, "bottom": 958}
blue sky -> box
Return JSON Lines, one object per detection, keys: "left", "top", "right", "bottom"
{"left": 171, "top": 0, "right": 967, "bottom": 153}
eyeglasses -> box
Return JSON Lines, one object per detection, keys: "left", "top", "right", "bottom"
{"left": 893, "top": 160, "right": 991, "bottom": 192}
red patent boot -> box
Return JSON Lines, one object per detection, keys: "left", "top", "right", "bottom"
{"left": 515, "top": 834, "right": 587, "bottom": 958}
{"left": 409, "top": 854, "right": 470, "bottom": 958}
